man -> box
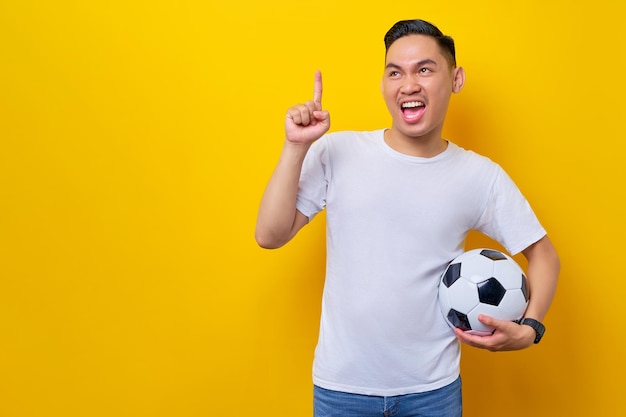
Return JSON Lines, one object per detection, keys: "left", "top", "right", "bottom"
{"left": 255, "top": 19, "right": 559, "bottom": 417}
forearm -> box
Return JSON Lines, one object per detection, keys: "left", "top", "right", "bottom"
{"left": 255, "top": 141, "right": 311, "bottom": 249}
{"left": 522, "top": 235, "right": 560, "bottom": 321}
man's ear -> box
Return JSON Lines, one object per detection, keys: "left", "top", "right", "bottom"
{"left": 452, "top": 66, "right": 466, "bottom": 93}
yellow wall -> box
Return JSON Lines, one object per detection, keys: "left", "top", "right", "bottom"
{"left": 1, "top": 1, "right": 624, "bottom": 416}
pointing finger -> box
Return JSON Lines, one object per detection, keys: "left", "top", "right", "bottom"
{"left": 313, "top": 70, "right": 323, "bottom": 108}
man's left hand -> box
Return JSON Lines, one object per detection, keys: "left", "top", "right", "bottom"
{"left": 453, "top": 314, "right": 536, "bottom": 352}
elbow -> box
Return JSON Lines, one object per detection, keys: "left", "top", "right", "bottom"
{"left": 256, "top": 239, "right": 283, "bottom": 250}
{"left": 255, "top": 230, "right": 286, "bottom": 250}
{"left": 255, "top": 212, "right": 305, "bottom": 249}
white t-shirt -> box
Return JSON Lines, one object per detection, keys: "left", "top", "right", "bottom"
{"left": 296, "top": 130, "right": 546, "bottom": 396}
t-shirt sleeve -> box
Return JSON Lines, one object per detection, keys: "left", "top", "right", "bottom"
{"left": 473, "top": 166, "right": 546, "bottom": 255}
{"left": 296, "top": 137, "right": 330, "bottom": 221}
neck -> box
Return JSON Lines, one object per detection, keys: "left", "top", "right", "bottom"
{"left": 384, "top": 129, "right": 448, "bottom": 158}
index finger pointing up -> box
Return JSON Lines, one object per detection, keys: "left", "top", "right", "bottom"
{"left": 313, "top": 70, "right": 323, "bottom": 107}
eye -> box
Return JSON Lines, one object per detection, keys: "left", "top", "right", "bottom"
{"left": 388, "top": 70, "right": 401, "bottom": 78}
{"left": 419, "top": 67, "right": 433, "bottom": 74}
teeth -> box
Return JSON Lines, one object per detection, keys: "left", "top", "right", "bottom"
{"left": 401, "top": 101, "right": 425, "bottom": 108}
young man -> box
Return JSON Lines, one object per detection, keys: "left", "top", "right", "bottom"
{"left": 255, "top": 19, "right": 559, "bottom": 417}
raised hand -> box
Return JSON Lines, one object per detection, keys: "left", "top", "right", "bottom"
{"left": 285, "top": 71, "right": 330, "bottom": 145}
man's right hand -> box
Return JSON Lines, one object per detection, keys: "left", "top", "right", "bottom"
{"left": 285, "top": 71, "right": 330, "bottom": 144}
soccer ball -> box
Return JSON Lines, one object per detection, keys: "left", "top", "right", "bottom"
{"left": 438, "top": 248, "right": 529, "bottom": 335}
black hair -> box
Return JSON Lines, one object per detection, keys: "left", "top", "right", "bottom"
{"left": 384, "top": 19, "right": 456, "bottom": 67}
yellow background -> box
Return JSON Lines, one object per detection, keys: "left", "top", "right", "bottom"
{"left": 1, "top": 0, "right": 624, "bottom": 416}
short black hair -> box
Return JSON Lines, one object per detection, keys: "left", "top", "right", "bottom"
{"left": 384, "top": 19, "right": 456, "bottom": 67}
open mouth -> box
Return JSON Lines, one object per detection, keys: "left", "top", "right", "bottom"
{"left": 401, "top": 101, "right": 425, "bottom": 121}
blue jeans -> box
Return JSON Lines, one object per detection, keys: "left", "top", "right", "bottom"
{"left": 313, "top": 377, "right": 462, "bottom": 417}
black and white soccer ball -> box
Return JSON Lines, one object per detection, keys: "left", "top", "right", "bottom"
{"left": 438, "top": 248, "right": 529, "bottom": 335}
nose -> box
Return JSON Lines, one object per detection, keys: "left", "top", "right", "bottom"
{"left": 400, "top": 75, "right": 422, "bottom": 94}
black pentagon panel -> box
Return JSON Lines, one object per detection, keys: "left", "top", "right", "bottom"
{"left": 479, "top": 249, "right": 508, "bottom": 261}
{"left": 442, "top": 263, "right": 462, "bottom": 288}
{"left": 521, "top": 274, "right": 529, "bottom": 302}
{"left": 447, "top": 309, "right": 471, "bottom": 331}
{"left": 477, "top": 277, "right": 506, "bottom": 306}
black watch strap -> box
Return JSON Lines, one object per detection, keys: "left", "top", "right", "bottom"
{"left": 520, "top": 318, "right": 546, "bottom": 344}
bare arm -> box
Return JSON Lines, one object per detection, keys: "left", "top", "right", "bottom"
{"left": 455, "top": 235, "right": 560, "bottom": 351}
{"left": 520, "top": 235, "right": 560, "bottom": 322}
{"left": 255, "top": 142, "right": 312, "bottom": 249}
{"left": 255, "top": 71, "right": 330, "bottom": 249}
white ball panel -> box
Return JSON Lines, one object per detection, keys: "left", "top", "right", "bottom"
{"left": 494, "top": 289, "right": 528, "bottom": 320}
{"left": 459, "top": 254, "right": 495, "bottom": 284}
{"left": 466, "top": 303, "right": 500, "bottom": 334}
{"left": 447, "top": 277, "right": 479, "bottom": 313}
{"left": 493, "top": 258, "right": 525, "bottom": 289}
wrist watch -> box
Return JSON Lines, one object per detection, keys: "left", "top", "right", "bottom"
{"left": 519, "top": 318, "right": 546, "bottom": 344}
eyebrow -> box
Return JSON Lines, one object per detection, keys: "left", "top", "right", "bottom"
{"left": 385, "top": 59, "right": 438, "bottom": 71}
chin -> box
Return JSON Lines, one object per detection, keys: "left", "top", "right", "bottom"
{"left": 397, "top": 126, "right": 432, "bottom": 140}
